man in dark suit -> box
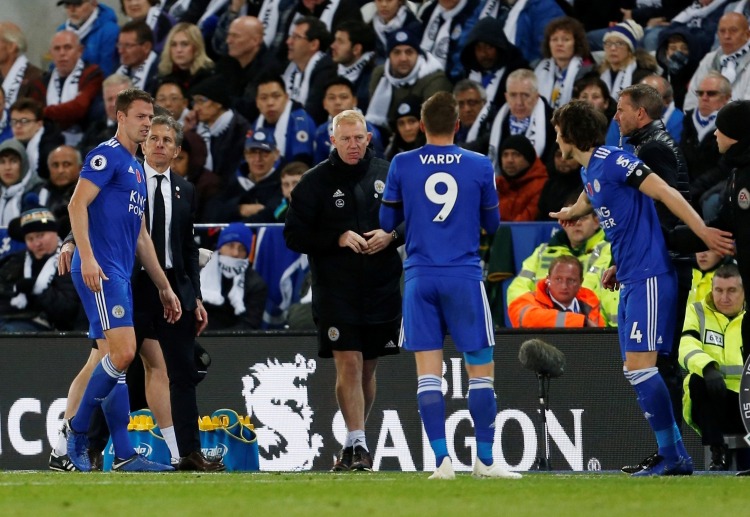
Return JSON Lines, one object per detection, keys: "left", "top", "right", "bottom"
{"left": 134, "top": 114, "right": 223, "bottom": 471}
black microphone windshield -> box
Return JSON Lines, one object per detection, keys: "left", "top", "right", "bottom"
{"left": 518, "top": 339, "right": 566, "bottom": 378}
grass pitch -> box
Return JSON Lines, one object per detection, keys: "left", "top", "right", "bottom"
{"left": 0, "top": 471, "right": 747, "bottom": 517}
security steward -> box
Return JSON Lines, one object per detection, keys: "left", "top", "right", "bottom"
{"left": 679, "top": 264, "right": 747, "bottom": 471}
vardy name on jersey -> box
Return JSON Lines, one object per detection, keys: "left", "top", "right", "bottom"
{"left": 419, "top": 153, "right": 463, "bottom": 165}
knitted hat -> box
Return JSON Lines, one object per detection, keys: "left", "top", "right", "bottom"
{"left": 603, "top": 20, "right": 644, "bottom": 53}
{"left": 190, "top": 76, "right": 231, "bottom": 109}
{"left": 500, "top": 135, "right": 537, "bottom": 165}
{"left": 8, "top": 207, "right": 57, "bottom": 241}
{"left": 216, "top": 222, "right": 253, "bottom": 255}
{"left": 245, "top": 128, "right": 277, "bottom": 152}
{"left": 394, "top": 95, "right": 421, "bottom": 120}
{"left": 386, "top": 23, "right": 422, "bottom": 55}
{"left": 716, "top": 100, "right": 750, "bottom": 141}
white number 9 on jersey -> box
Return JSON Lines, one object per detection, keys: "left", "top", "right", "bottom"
{"left": 425, "top": 172, "right": 458, "bottom": 222}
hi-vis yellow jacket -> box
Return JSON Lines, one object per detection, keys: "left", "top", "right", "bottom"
{"left": 679, "top": 295, "right": 745, "bottom": 433}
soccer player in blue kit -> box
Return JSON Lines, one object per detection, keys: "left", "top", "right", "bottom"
{"left": 380, "top": 92, "right": 521, "bottom": 480}
{"left": 550, "top": 100, "right": 735, "bottom": 476}
{"left": 65, "top": 88, "right": 182, "bottom": 472}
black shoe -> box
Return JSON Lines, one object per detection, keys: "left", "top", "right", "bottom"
{"left": 621, "top": 452, "right": 660, "bottom": 474}
{"left": 331, "top": 446, "right": 353, "bottom": 472}
{"left": 350, "top": 445, "right": 373, "bottom": 472}
{"left": 178, "top": 451, "right": 226, "bottom": 472}
{"left": 49, "top": 451, "right": 78, "bottom": 472}
{"left": 88, "top": 449, "right": 103, "bottom": 472}
{"left": 709, "top": 444, "right": 729, "bottom": 471}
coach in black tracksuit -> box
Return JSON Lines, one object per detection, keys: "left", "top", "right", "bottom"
{"left": 284, "top": 110, "right": 403, "bottom": 471}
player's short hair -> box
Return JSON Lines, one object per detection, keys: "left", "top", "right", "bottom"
{"left": 332, "top": 109, "right": 366, "bottom": 131}
{"left": 115, "top": 88, "right": 154, "bottom": 115}
{"left": 280, "top": 161, "right": 308, "bottom": 178}
{"left": 150, "top": 115, "right": 184, "bottom": 147}
{"left": 713, "top": 263, "right": 742, "bottom": 284}
{"left": 619, "top": 83, "right": 663, "bottom": 121}
{"left": 548, "top": 255, "right": 583, "bottom": 280}
{"left": 421, "top": 92, "right": 457, "bottom": 136}
{"left": 551, "top": 100, "right": 607, "bottom": 151}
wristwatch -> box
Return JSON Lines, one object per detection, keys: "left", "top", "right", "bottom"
{"left": 391, "top": 229, "right": 399, "bottom": 241}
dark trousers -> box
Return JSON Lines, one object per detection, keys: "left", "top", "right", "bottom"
{"left": 659, "top": 259, "right": 692, "bottom": 430}
{"left": 688, "top": 374, "right": 745, "bottom": 446}
{"left": 133, "top": 269, "right": 201, "bottom": 457}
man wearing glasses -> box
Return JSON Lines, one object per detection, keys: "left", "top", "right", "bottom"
{"left": 9, "top": 98, "right": 64, "bottom": 180}
{"left": 115, "top": 20, "right": 159, "bottom": 95}
{"left": 684, "top": 12, "right": 750, "bottom": 111}
{"left": 509, "top": 255, "right": 605, "bottom": 328}
{"left": 680, "top": 71, "right": 732, "bottom": 219}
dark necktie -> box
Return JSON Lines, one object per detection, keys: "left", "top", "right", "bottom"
{"left": 151, "top": 174, "right": 166, "bottom": 269}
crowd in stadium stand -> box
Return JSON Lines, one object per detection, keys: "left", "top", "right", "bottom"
{"left": 1, "top": 0, "right": 749, "bottom": 333}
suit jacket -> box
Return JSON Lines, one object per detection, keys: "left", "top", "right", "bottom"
{"left": 136, "top": 169, "right": 201, "bottom": 312}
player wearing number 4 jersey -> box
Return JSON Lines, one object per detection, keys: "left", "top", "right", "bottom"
{"left": 380, "top": 92, "right": 520, "bottom": 480}
{"left": 550, "top": 101, "right": 734, "bottom": 477}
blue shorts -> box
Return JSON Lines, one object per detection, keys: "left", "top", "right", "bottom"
{"left": 401, "top": 275, "right": 494, "bottom": 353}
{"left": 617, "top": 271, "right": 676, "bottom": 359}
{"left": 72, "top": 272, "right": 134, "bottom": 339}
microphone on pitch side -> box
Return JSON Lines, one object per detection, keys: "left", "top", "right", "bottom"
{"left": 518, "top": 339, "right": 566, "bottom": 378}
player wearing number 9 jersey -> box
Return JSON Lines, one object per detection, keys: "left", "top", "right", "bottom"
{"left": 380, "top": 92, "right": 520, "bottom": 480}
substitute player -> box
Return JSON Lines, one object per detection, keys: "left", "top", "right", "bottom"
{"left": 380, "top": 92, "right": 521, "bottom": 480}
{"left": 550, "top": 100, "right": 734, "bottom": 476}
{"left": 65, "top": 88, "right": 181, "bottom": 472}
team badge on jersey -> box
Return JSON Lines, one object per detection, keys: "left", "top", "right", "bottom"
{"left": 738, "top": 188, "right": 750, "bottom": 210}
{"left": 593, "top": 179, "right": 601, "bottom": 193}
{"left": 112, "top": 305, "right": 126, "bottom": 318}
{"left": 90, "top": 155, "right": 107, "bottom": 171}
{"left": 327, "top": 327, "right": 340, "bottom": 341}
{"left": 296, "top": 130, "right": 309, "bottom": 143}
{"left": 374, "top": 180, "right": 385, "bottom": 194}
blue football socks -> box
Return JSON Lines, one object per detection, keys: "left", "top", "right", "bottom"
{"left": 70, "top": 355, "right": 122, "bottom": 434}
{"left": 102, "top": 377, "right": 134, "bottom": 459}
{"left": 626, "top": 366, "right": 685, "bottom": 462}
{"left": 417, "top": 375, "right": 448, "bottom": 466}
{"left": 468, "top": 377, "right": 496, "bottom": 467}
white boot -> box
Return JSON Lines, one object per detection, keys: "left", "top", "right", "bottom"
{"left": 472, "top": 458, "right": 522, "bottom": 479}
{"left": 428, "top": 457, "right": 456, "bottom": 480}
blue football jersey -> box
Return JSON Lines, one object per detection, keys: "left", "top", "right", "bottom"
{"left": 382, "top": 144, "right": 499, "bottom": 280}
{"left": 71, "top": 138, "right": 147, "bottom": 278}
{"left": 581, "top": 146, "right": 672, "bottom": 283}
